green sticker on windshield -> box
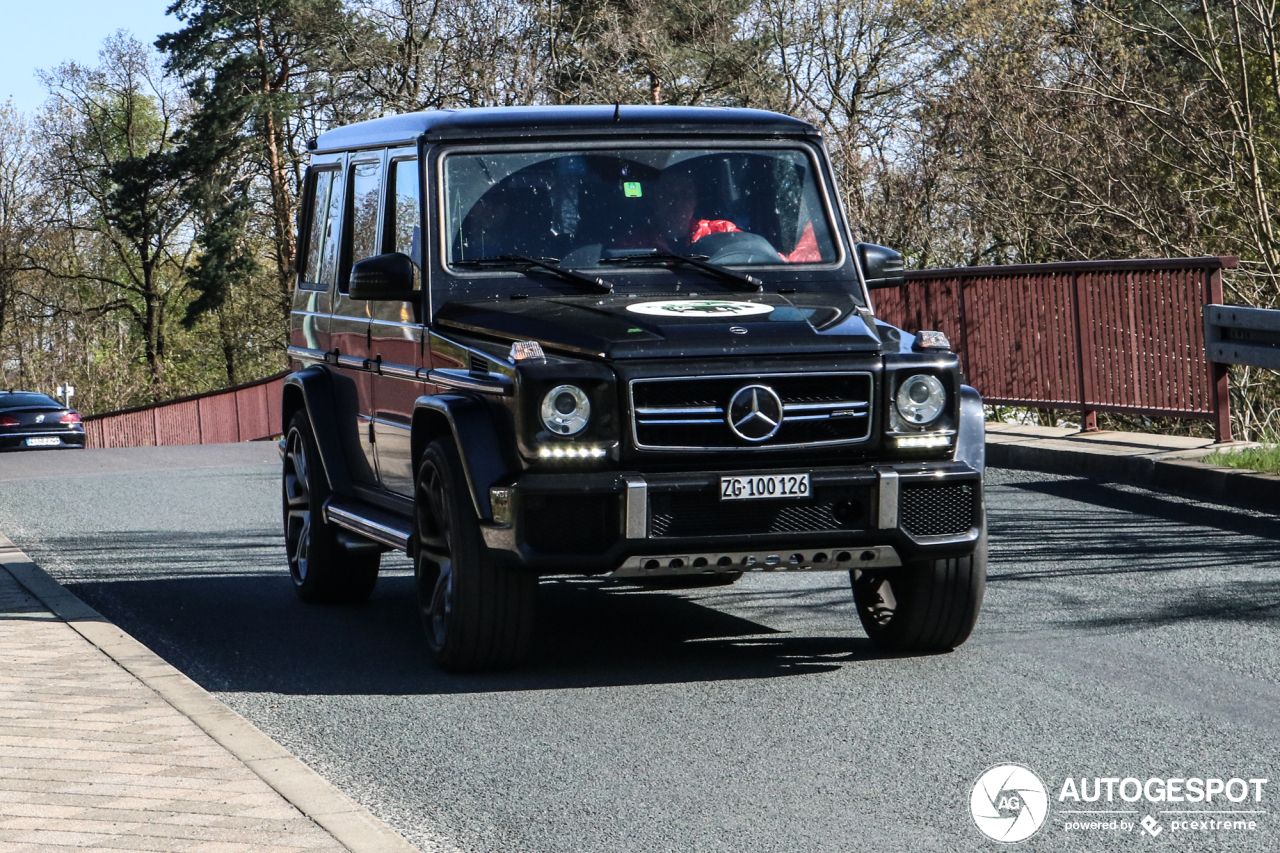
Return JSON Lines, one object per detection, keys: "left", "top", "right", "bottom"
{"left": 623, "top": 181, "right": 643, "bottom": 198}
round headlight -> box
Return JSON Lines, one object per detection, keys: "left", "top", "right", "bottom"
{"left": 541, "top": 385, "right": 590, "bottom": 435}
{"left": 895, "top": 374, "right": 946, "bottom": 425}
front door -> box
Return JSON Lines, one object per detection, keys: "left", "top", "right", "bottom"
{"left": 371, "top": 151, "right": 423, "bottom": 496}
{"left": 329, "top": 154, "right": 385, "bottom": 485}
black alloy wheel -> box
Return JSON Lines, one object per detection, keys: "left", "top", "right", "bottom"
{"left": 851, "top": 527, "right": 986, "bottom": 652}
{"left": 282, "top": 411, "right": 379, "bottom": 603}
{"left": 414, "top": 437, "right": 536, "bottom": 672}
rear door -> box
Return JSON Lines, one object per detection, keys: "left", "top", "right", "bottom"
{"left": 290, "top": 157, "right": 341, "bottom": 362}
{"left": 370, "top": 150, "right": 423, "bottom": 496}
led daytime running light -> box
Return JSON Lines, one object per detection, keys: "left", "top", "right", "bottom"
{"left": 538, "top": 445, "right": 607, "bottom": 459}
{"left": 895, "top": 434, "right": 953, "bottom": 449}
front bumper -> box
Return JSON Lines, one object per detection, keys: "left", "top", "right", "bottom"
{"left": 482, "top": 461, "right": 983, "bottom": 576}
{"left": 0, "top": 428, "right": 86, "bottom": 451}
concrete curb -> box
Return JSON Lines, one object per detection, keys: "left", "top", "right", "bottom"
{"left": 0, "top": 533, "right": 421, "bottom": 853}
{"left": 986, "top": 429, "right": 1280, "bottom": 513}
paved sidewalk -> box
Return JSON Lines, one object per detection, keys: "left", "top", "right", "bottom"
{"left": 984, "top": 421, "right": 1280, "bottom": 510}
{"left": 0, "top": 565, "right": 350, "bottom": 853}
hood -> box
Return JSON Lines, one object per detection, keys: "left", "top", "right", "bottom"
{"left": 433, "top": 292, "right": 882, "bottom": 359}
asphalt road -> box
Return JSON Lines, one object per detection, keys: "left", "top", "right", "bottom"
{"left": 0, "top": 443, "right": 1276, "bottom": 853}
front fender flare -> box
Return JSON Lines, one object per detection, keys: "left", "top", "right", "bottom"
{"left": 282, "top": 367, "right": 356, "bottom": 496}
{"left": 413, "top": 395, "right": 509, "bottom": 519}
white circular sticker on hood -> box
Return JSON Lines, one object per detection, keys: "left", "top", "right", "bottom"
{"left": 625, "top": 300, "right": 774, "bottom": 317}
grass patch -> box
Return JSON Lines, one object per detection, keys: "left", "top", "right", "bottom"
{"left": 1203, "top": 444, "right": 1280, "bottom": 474}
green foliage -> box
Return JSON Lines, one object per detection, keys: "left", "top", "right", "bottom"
{"left": 1203, "top": 444, "right": 1280, "bottom": 474}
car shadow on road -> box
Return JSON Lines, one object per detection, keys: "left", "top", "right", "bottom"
{"left": 984, "top": 474, "right": 1280, "bottom": 629}
{"left": 35, "top": 529, "right": 922, "bottom": 696}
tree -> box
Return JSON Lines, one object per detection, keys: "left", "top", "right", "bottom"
{"left": 158, "top": 0, "right": 348, "bottom": 324}
{"left": 546, "top": 0, "right": 768, "bottom": 105}
{"left": 0, "top": 104, "right": 39, "bottom": 362}
{"left": 36, "top": 33, "right": 195, "bottom": 398}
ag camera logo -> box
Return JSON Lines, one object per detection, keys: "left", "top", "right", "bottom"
{"left": 971, "top": 764, "right": 1049, "bottom": 842}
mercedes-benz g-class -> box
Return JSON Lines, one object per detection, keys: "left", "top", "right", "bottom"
{"left": 281, "top": 106, "right": 986, "bottom": 671}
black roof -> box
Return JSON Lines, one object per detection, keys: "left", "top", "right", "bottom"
{"left": 312, "top": 105, "right": 819, "bottom": 152}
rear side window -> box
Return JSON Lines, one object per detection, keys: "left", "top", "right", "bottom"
{"left": 319, "top": 171, "right": 345, "bottom": 288}
{"left": 387, "top": 158, "right": 420, "bottom": 264}
{"left": 300, "top": 170, "right": 336, "bottom": 289}
{"left": 344, "top": 160, "right": 384, "bottom": 292}
{"left": 0, "top": 393, "right": 59, "bottom": 409}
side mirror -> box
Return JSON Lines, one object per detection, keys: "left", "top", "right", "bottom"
{"left": 857, "top": 243, "right": 905, "bottom": 289}
{"left": 350, "top": 252, "right": 417, "bottom": 300}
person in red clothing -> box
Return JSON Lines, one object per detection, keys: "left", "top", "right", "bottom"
{"left": 640, "top": 174, "right": 741, "bottom": 253}
{"left": 635, "top": 172, "right": 823, "bottom": 263}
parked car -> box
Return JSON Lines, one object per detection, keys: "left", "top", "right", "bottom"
{"left": 0, "top": 392, "right": 85, "bottom": 451}
{"left": 281, "top": 105, "right": 987, "bottom": 671}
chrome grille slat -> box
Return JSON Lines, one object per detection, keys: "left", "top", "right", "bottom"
{"left": 634, "top": 406, "right": 724, "bottom": 415}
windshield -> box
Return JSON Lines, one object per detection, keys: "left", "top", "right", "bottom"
{"left": 443, "top": 146, "right": 840, "bottom": 269}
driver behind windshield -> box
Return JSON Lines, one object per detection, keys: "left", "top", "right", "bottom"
{"left": 617, "top": 169, "right": 821, "bottom": 263}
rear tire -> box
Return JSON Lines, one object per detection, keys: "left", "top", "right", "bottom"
{"left": 851, "top": 530, "right": 985, "bottom": 652}
{"left": 415, "top": 437, "right": 537, "bottom": 672}
{"left": 282, "top": 411, "right": 379, "bottom": 603}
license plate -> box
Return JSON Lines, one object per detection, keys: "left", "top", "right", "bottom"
{"left": 26, "top": 437, "right": 61, "bottom": 447}
{"left": 720, "top": 473, "right": 810, "bottom": 501}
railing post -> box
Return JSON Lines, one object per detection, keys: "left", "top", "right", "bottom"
{"left": 1208, "top": 264, "right": 1232, "bottom": 442}
{"left": 1071, "top": 270, "right": 1098, "bottom": 431}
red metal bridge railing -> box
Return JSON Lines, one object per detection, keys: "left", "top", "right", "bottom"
{"left": 82, "top": 372, "right": 287, "bottom": 450}
{"left": 876, "top": 256, "right": 1237, "bottom": 441}
{"left": 77, "top": 257, "right": 1236, "bottom": 449}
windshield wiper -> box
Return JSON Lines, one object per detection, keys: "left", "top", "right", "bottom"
{"left": 453, "top": 255, "right": 613, "bottom": 294}
{"left": 601, "top": 251, "right": 763, "bottom": 293}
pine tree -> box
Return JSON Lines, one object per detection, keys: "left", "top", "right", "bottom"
{"left": 158, "top": 0, "right": 347, "bottom": 324}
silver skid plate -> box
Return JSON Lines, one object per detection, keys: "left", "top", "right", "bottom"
{"left": 611, "top": 545, "right": 901, "bottom": 578}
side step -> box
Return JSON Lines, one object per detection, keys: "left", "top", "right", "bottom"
{"left": 324, "top": 497, "right": 413, "bottom": 552}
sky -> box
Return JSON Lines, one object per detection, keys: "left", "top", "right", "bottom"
{"left": 0, "top": 0, "right": 179, "bottom": 115}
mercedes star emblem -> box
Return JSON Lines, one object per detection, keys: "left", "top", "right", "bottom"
{"left": 727, "top": 385, "right": 784, "bottom": 442}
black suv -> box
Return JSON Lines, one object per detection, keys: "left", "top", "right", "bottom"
{"left": 282, "top": 105, "right": 986, "bottom": 671}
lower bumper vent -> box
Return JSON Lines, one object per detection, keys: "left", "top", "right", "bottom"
{"left": 523, "top": 494, "right": 619, "bottom": 553}
{"left": 899, "top": 483, "right": 975, "bottom": 537}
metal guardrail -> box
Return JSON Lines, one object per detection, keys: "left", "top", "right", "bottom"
{"left": 1205, "top": 304, "right": 1280, "bottom": 371}
{"left": 82, "top": 372, "right": 287, "bottom": 449}
{"left": 877, "top": 256, "right": 1237, "bottom": 441}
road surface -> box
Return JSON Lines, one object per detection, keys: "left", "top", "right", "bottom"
{"left": 0, "top": 444, "right": 1274, "bottom": 852}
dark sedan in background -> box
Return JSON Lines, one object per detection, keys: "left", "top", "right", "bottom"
{"left": 0, "top": 392, "right": 85, "bottom": 451}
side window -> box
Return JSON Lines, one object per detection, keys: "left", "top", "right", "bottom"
{"left": 344, "top": 160, "right": 383, "bottom": 292}
{"left": 300, "top": 170, "right": 334, "bottom": 288}
{"left": 387, "top": 158, "right": 420, "bottom": 265}
{"left": 318, "top": 171, "right": 345, "bottom": 288}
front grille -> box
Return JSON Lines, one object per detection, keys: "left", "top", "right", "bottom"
{"left": 899, "top": 483, "right": 975, "bottom": 537}
{"left": 631, "top": 372, "right": 872, "bottom": 450}
{"left": 649, "top": 485, "right": 871, "bottom": 538}
{"left": 523, "top": 493, "right": 619, "bottom": 553}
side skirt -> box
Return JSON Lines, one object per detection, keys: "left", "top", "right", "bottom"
{"left": 324, "top": 496, "right": 412, "bottom": 553}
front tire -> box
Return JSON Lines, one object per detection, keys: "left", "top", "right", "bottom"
{"left": 282, "top": 411, "right": 379, "bottom": 603}
{"left": 414, "top": 437, "right": 537, "bottom": 672}
{"left": 851, "top": 530, "right": 986, "bottom": 652}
